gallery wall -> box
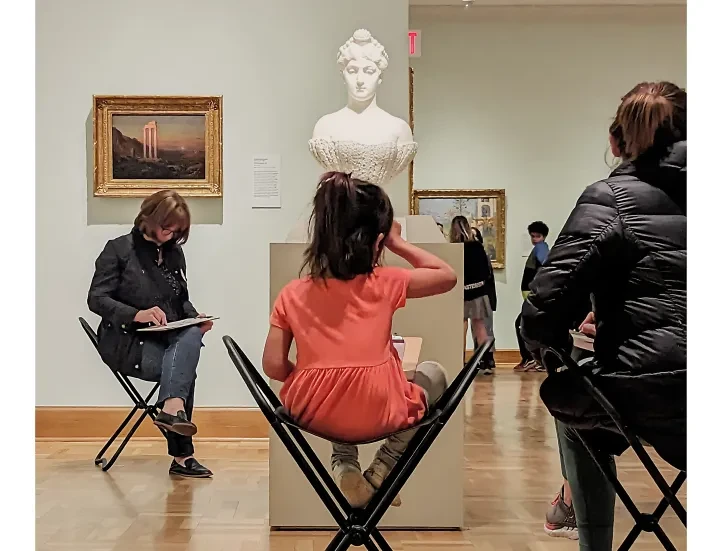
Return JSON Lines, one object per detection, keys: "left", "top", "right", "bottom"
{"left": 36, "top": 0, "right": 410, "bottom": 406}
{"left": 410, "top": 5, "right": 686, "bottom": 349}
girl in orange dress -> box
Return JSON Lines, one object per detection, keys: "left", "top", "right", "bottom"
{"left": 262, "top": 172, "right": 456, "bottom": 508}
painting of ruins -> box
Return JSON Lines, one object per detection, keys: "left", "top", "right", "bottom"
{"left": 93, "top": 96, "right": 223, "bottom": 197}
{"left": 111, "top": 115, "right": 206, "bottom": 180}
{"left": 412, "top": 189, "right": 507, "bottom": 269}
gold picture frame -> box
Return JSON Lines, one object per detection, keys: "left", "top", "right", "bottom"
{"left": 407, "top": 66, "right": 415, "bottom": 213}
{"left": 412, "top": 189, "right": 507, "bottom": 269}
{"left": 93, "top": 95, "right": 223, "bottom": 197}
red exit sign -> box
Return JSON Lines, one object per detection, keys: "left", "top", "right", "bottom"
{"left": 409, "top": 30, "right": 421, "bottom": 57}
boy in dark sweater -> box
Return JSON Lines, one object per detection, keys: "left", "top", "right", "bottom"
{"left": 513, "top": 221, "right": 550, "bottom": 372}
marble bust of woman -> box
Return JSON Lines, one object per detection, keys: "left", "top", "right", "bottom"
{"left": 309, "top": 29, "right": 417, "bottom": 187}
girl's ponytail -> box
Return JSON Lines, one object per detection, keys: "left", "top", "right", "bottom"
{"left": 302, "top": 172, "right": 393, "bottom": 280}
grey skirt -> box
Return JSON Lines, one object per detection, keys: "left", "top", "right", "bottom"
{"left": 464, "top": 295, "right": 492, "bottom": 320}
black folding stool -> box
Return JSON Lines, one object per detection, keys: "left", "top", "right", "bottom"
{"left": 542, "top": 347, "right": 686, "bottom": 551}
{"left": 223, "top": 334, "right": 492, "bottom": 551}
{"left": 78, "top": 317, "right": 164, "bottom": 471}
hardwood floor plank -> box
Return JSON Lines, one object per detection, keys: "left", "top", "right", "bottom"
{"left": 36, "top": 372, "right": 685, "bottom": 550}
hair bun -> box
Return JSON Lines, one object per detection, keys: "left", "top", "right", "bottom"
{"left": 337, "top": 29, "right": 389, "bottom": 73}
{"left": 353, "top": 29, "right": 372, "bottom": 43}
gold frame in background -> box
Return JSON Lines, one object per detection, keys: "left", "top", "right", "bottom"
{"left": 412, "top": 188, "right": 507, "bottom": 269}
{"left": 407, "top": 67, "right": 415, "bottom": 213}
{"left": 93, "top": 95, "right": 223, "bottom": 197}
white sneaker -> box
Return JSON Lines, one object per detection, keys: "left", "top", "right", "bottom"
{"left": 364, "top": 459, "right": 402, "bottom": 507}
{"left": 333, "top": 463, "right": 375, "bottom": 508}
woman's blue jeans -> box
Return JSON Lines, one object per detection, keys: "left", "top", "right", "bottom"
{"left": 140, "top": 326, "right": 203, "bottom": 458}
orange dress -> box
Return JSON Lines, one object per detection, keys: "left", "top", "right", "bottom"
{"left": 270, "top": 266, "right": 427, "bottom": 442}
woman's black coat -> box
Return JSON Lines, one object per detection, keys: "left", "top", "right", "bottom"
{"left": 87, "top": 228, "right": 198, "bottom": 376}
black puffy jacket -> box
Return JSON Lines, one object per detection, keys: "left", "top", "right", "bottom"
{"left": 521, "top": 141, "right": 686, "bottom": 467}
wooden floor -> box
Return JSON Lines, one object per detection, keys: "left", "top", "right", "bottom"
{"left": 36, "top": 372, "right": 686, "bottom": 550}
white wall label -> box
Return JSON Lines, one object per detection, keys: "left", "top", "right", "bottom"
{"left": 252, "top": 155, "right": 281, "bottom": 208}
{"left": 409, "top": 30, "right": 421, "bottom": 58}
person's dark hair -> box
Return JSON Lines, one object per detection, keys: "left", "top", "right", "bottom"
{"left": 134, "top": 190, "right": 191, "bottom": 245}
{"left": 528, "top": 221, "right": 549, "bottom": 238}
{"left": 302, "top": 172, "right": 393, "bottom": 280}
{"left": 470, "top": 227, "right": 483, "bottom": 243}
{"left": 609, "top": 81, "right": 686, "bottom": 160}
{"left": 450, "top": 216, "right": 473, "bottom": 243}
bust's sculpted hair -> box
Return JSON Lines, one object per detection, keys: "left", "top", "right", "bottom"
{"left": 337, "top": 29, "right": 389, "bottom": 72}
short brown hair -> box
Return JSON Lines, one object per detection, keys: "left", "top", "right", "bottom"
{"left": 609, "top": 81, "right": 686, "bottom": 160}
{"left": 134, "top": 190, "right": 191, "bottom": 245}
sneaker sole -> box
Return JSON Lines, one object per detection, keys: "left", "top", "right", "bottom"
{"left": 154, "top": 420, "right": 198, "bottom": 437}
{"left": 544, "top": 524, "right": 579, "bottom": 540}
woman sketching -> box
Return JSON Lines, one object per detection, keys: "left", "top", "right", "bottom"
{"left": 88, "top": 190, "right": 213, "bottom": 478}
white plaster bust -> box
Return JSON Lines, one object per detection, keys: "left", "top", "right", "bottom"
{"left": 309, "top": 29, "right": 417, "bottom": 186}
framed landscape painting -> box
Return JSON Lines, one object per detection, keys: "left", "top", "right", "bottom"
{"left": 93, "top": 95, "right": 223, "bottom": 197}
{"left": 412, "top": 189, "right": 507, "bottom": 269}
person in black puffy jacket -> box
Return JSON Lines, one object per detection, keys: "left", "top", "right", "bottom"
{"left": 521, "top": 82, "right": 686, "bottom": 551}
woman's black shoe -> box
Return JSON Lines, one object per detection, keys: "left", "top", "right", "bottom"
{"left": 169, "top": 458, "right": 213, "bottom": 478}
{"left": 154, "top": 410, "right": 197, "bottom": 436}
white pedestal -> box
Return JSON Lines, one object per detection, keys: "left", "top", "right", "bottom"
{"left": 268, "top": 216, "right": 465, "bottom": 529}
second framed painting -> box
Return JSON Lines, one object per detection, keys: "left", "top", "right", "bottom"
{"left": 93, "top": 95, "right": 223, "bottom": 197}
{"left": 412, "top": 189, "right": 507, "bottom": 269}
